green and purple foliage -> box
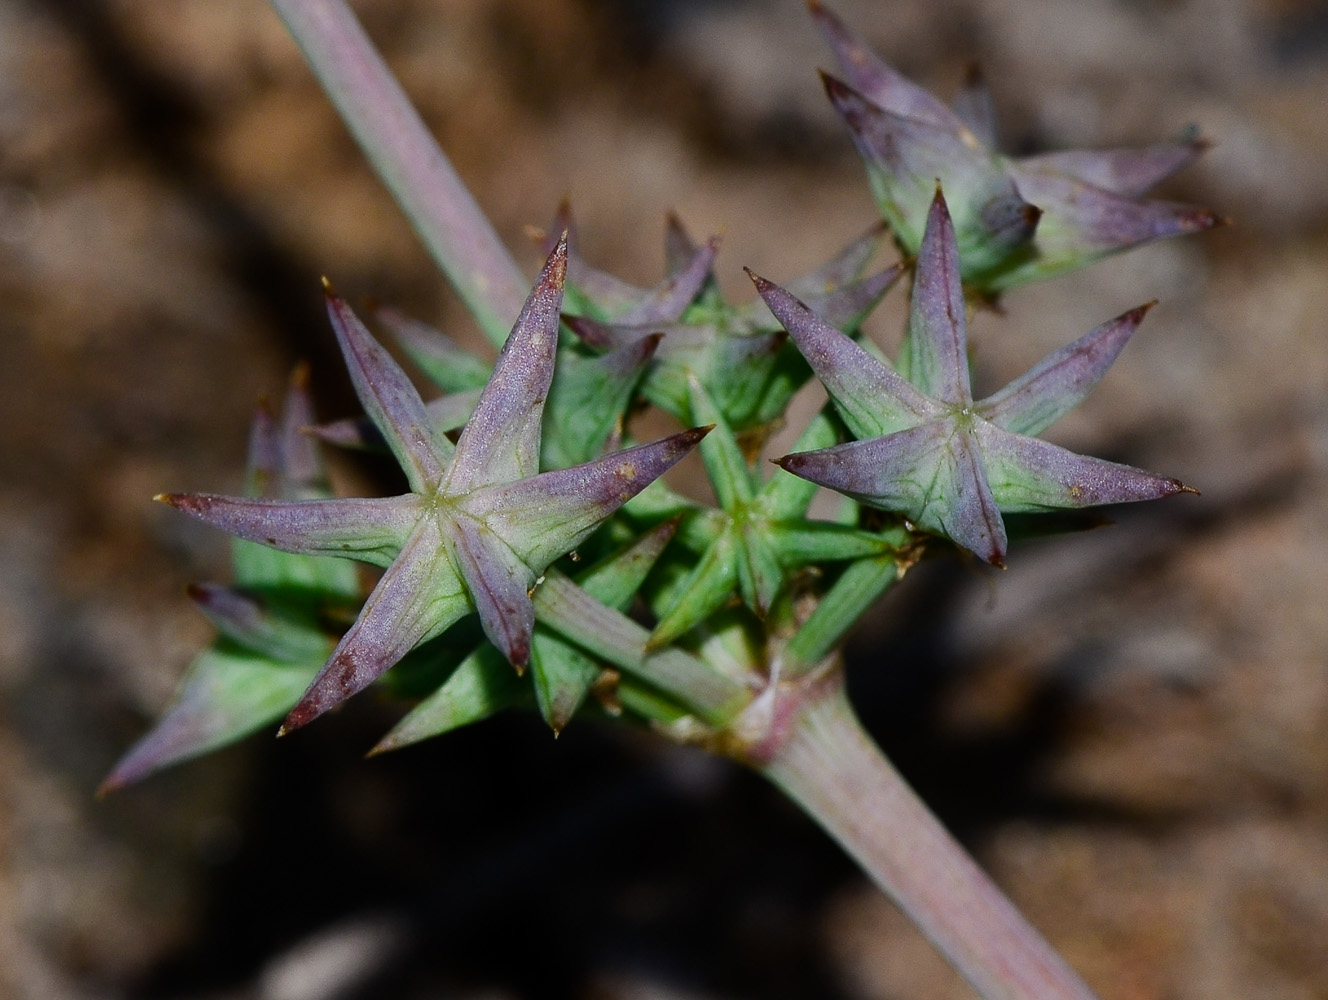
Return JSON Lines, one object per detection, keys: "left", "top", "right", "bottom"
{"left": 810, "top": 0, "right": 1220, "bottom": 292}
{"left": 106, "top": 2, "right": 1222, "bottom": 998}
{"left": 158, "top": 238, "right": 709, "bottom": 734}
{"left": 101, "top": 369, "right": 357, "bottom": 793}
{"left": 754, "top": 188, "right": 1194, "bottom": 568}
{"left": 559, "top": 208, "right": 902, "bottom": 432}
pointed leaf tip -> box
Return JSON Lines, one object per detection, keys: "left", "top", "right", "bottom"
{"left": 744, "top": 267, "right": 781, "bottom": 300}
{"left": 281, "top": 694, "right": 325, "bottom": 735}
{"left": 156, "top": 491, "right": 211, "bottom": 514}
{"left": 290, "top": 360, "right": 311, "bottom": 391}
{"left": 450, "top": 514, "right": 536, "bottom": 671}
{"left": 325, "top": 290, "right": 451, "bottom": 491}
{"left": 686, "top": 424, "right": 715, "bottom": 446}
{"left": 819, "top": 69, "right": 847, "bottom": 100}
{"left": 544, "top": 232, "right": 569, "bottom": 289}
{"left": 447, "top": 237, "right": 568, "bottom": 492}
{"left": 662, "top": 210, "right": 699, "bottom": 274}
{"left": 561, "top": 314, "right": 614, "bottom": 350}
{"left": 908, "top": 187, "right": 971, "bottom": 403}
{"left": 927, "top": 182, "right": 953, "bottom": 222}
{"left": 464, "top": 425, "right": 712, "bottom": 572}
{"left": 978, "top": 299, "right": 1159, "bottom": 438}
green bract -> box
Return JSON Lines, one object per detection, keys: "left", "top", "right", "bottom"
{"left": 645, "top": 388, "right": 904, "bottom": 648}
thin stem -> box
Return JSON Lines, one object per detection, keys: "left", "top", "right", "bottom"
{"left": 781, "top": 553, "right": 898, "bottom": 674}
{"left": 269, "top": 0, "right": 530, "bottom": 347}
{"left": 761, "top": 678, "right": 1100, "bottom": 1000}
{"left": 535, "top": 571, "right": 752, "bottom": 727}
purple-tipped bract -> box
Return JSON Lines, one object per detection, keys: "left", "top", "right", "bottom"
{"left": 161, "top": 237, "right": 709, "bottom": 732}
{"left": 810, "top": 1, "right": 1221, "bottom": 291}
{"left": 756, "top": 189, "right": 1194, "bottom": 566}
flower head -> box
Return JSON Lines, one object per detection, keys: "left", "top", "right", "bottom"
{"left": 753, "top": 189, "right": 1195, "bottom": 567}
{"left": 810, "top": 0, "right": 1221, "bottom": 292}
{"left": 159, "top": 239, "right": 708, "bottom": 732}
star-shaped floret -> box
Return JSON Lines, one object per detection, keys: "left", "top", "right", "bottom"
{"left": 752, "top": 189, "right": 1195, "bottom": 567}
{"left": 159, "top": 239, "right": 709, "bottom": 733}
{"left": 810, "top": 0, "right": 1222, "bottom": 292}
{"left": 645, "top": 380, "right": 903, "bottom": 648}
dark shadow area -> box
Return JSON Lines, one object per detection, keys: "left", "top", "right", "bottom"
{"left": 128, "top": 706, "right": 858, "bottom": 1000}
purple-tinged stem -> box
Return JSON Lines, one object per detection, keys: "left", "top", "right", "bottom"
{"left": 760, "top": 676, "right": 1100, "bottom": 1000}
{"left": 268, "top": 0, "right": 530, "bottom": 347}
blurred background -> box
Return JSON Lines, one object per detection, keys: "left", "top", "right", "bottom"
{"left": 2, "top": 0, "right": 1327, "bottom": 997}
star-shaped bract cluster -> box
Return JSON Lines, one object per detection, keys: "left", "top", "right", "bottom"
{"left": 160, "top": 239, "right": 709, "bottom": 734}
{"left": 753, "top": 189, "right": 1194, "bottom": 567}
{"left": 810, "top": 0, "right": 1221, "bottom": 292}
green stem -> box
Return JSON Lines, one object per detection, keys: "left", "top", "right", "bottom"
{"left": 268, "top": 0, "right": 530, "bottom": 347}
{"left": 761, "top": 676, "right": 1101, "bottom": 1000}
{"left": 535, "top": 572, "right": 751, "bottom": 727}
{"left": 781, "top": 553, "right": 898, "bottom": 675}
